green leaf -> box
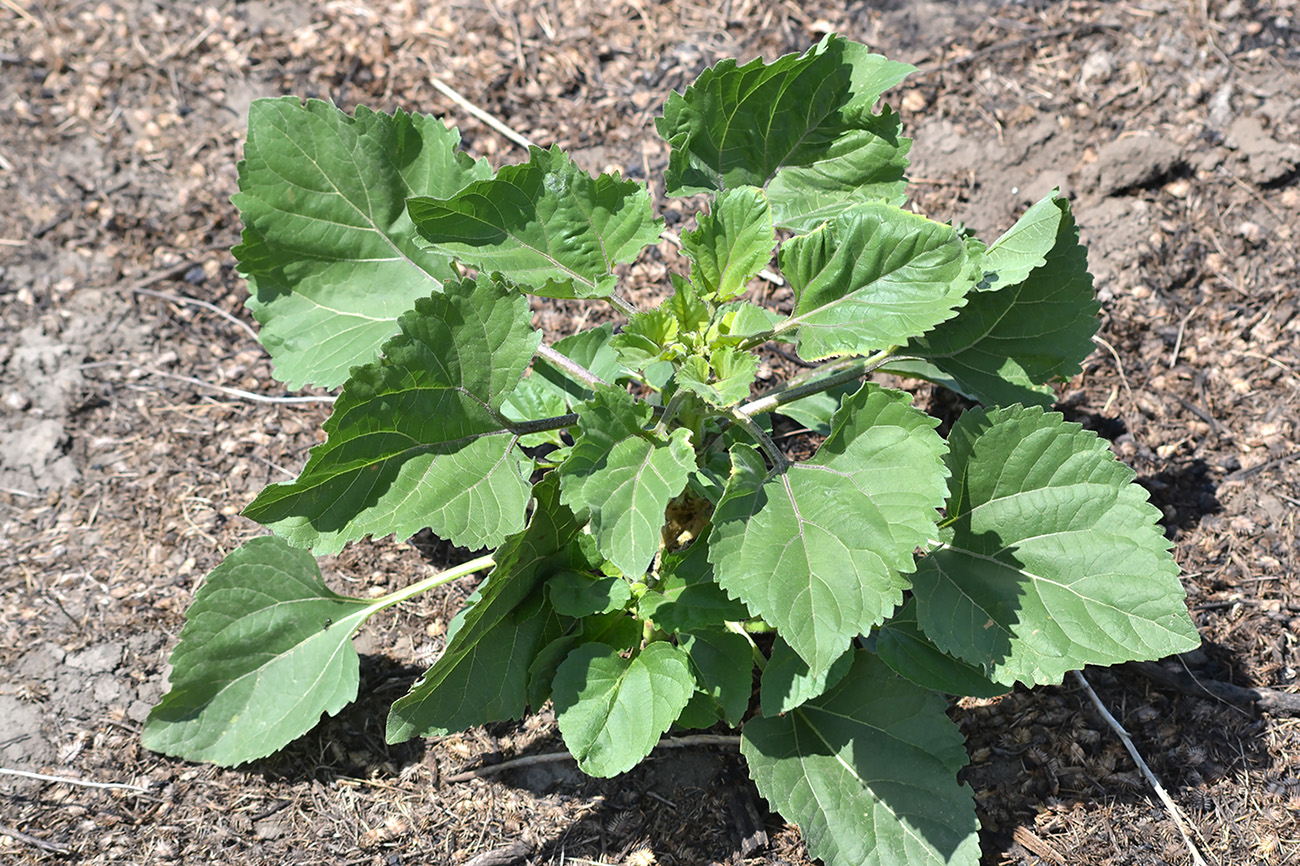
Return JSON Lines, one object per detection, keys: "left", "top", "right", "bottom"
{"left": 547, "top": 570, "right": 633, "bottom": 617}
{"left": 708, "top": 385, "right": 948, "bottom": 675}
{"left": 743, "top": 651, "right": 980, "bottom": 866}
{"left": 527, "top": 612, "right": 641, "bottom": 709}
{"left": 778, "top": 204, "right": 971, "bottom": 362}
{"left": 876, "top": 599, "right": 1009, "bottom": 698}
{"left": 682, "top": 187, "right": 775, "bottom": 301}
{"left": 638, "top": 542, "right": 751, "bottom": 633}
{"left": 714, "top": 301, "right": 784, "bottom": 345}
{"left": 665, "top": 275, "right": 712, "bottom": 334}
{"left": 680, "top": 629, "right": 754, "bottom": 725}
{"left": 676, "top": 346, "right": 758, "bottom": 407}
{"left": 234, "top": 98, "right": 490, "bottom": 389}
{"left": 386, "top": 475, "right": 586, "bottom": 741}
{"left": 143, "top": 536, "right": 374, "bottom": 767}
{"left": 658, "top": 36, "right": 914, "bottom": 231}
{"left": 408, "top": 145, "right": 663, "bottom": 299}
{"left": 913, "top": 406, "right": 1201, "bottom": 687}
{"left": 611, "top": 307, "right": 680, "bottom": 370}
{"left": 675, "top": 689, "right": 726, "bottom": 730}
{"left": 559, "top": 388, "right": 696, "bottom": 577}
{"left": 760, "top": 635, "right": 853, "bottom": 716}
{"left": 244, "top": 276, "right": 538, "bottom": 554}
{"left": 901, "top": 195, "right": 1100, "bottom": 406}
{"left": 983, "top": 192, "right": 1063, "bottom": 289}
{"left": 553, "top": 641, "right": 695, "bottom": 777}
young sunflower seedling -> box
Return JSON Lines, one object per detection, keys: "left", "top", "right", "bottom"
{"left": 145, "top": 35, "right": 1199, "bottom": 866}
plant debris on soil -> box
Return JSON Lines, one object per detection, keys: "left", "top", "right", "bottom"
{"left": 2, "top": 1, "right": 1299, "bottom": 864}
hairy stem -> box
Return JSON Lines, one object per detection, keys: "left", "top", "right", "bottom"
{"left": 364, "top": 554, "right": 496, "bottom": 618}
{"left": 737, "top": 348, "right": 906, "bottom": 418}
{"left": 536, "top": 343, "right": 608, "bottom": 390}
{"left": 608, "top": 292, "right": 639, "bottom": 317}
{"left": 729, "top": 409, "right": 788, "bottom": 472}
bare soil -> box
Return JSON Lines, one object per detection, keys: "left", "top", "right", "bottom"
{"left": 2, "top": 1, "right": 1299, "bottom": 864}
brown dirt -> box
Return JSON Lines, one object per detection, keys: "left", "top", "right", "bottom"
{"left": 2, "top": 1, "right": 1299, "bottom": 864}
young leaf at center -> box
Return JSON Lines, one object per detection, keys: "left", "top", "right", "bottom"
{"left": 559, "top": 387, "right": 696, "bottom": 577}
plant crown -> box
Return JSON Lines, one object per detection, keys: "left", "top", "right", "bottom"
{"left": 145, "top": 35, "right": 1200, "bottom": 866}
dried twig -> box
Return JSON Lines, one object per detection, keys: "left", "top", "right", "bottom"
{"left": 1127, "top": 660, "right": 1300, "bottom": 715}
{"left": 423, "top": 65, "right": 534, "bottom": 151}
{"left": 444, "top": 734, "right": 740, "bottom": 784}
{"left": 82, "top": 361, "right": 336, "bottom": 405}
{"left": 1091, "top": 333, "right": 1135, "bottom": 404}
{"left": 0, "top": 766, "right": 150, "bottom": 793}
{"left": 1071, "top": 670, "right": 1213, "bottom": 866}
{"left": 0, "top": 0, "right": 41, "bottom": 28}
{"left": 133, "top": 285, "right": 260, "bottom": 342}
{"left": 0, "top": 822, "right": 70, "bottom": 856}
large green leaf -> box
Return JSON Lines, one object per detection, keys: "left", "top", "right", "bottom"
{"left": 760, "top": 635, "right": 853, "bottom": 716}
{"left": 681, "top": 187, "right": 775, "bottom": 301}
{"left": 913, "top": 406, "right": 1201, "bottom": 687}
{"left": 658, "top": 35, "right": 914, "bottom": 231}
{"left": 875, "top": 599, "right": 1009, "bottom": 698}
{"left": 407, "top": 145, "right": 663, "bottom": 299}
{"left": 387, "top": 476, "right": 585, "bottom": 741}
{"left": 708, "top": 385, "right": 948, "bottom": 676}
{"left": 244, "top": 276, "right": 538, "bottom": 554}
{"left": 559, "top": 388, "right": 695, "bottom": 577}
{"left": 743, "top": 651, "right": 980, "bottom": 866}
{"left": 777, "top": 204, "right": 971, "bottom": 362}
{"left": 553, "top": 641, "right": 695, "bottom": 777}
{"left": 234, "top": 98, "right": 490, "bottom": 389}
{"left": 143, "top": 536, "right": 375, "bottom": 766}
{"left": 680, "top": 628, "right": 754, "bottom": 725}
{"left": 899, "top": 195, "right": 1100, "bottom": 406}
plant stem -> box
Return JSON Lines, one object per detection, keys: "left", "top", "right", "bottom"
{"left": 655, "top": 390, "right": 688, "bottom": 434}
{"left": 608, "top": 292, "right": 639, "bottom": 317}
{"left": 729, "top": 409, "right": 788, "bottom": 472}
{"left": 736, "top": 348, "right": 904, "bottom": 419}
{"left": 363, "top": 554, "right": 495, "bottom": 618}
{"left": 509, "top": 412, "right": 579, "bottom": 437}
{"left": 727, "top": 621, "right": 767, "bottom": 672}
{"left": 536, "top": 343, "right": 607, "bottom": 389}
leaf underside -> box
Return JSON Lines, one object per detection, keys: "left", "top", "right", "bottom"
{"left": 235, "top": 98, "right": 490, "bottom": 389}
{"left": 914, "top": 405, "right": 1201, "bottom": 686}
